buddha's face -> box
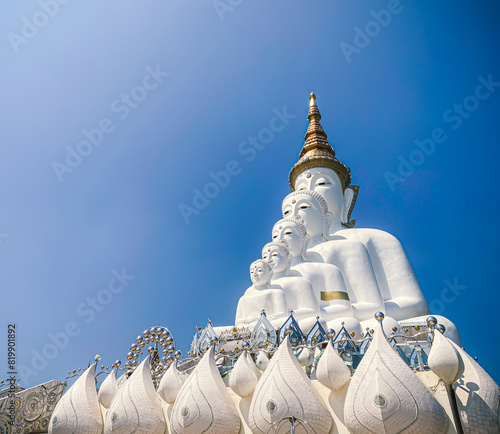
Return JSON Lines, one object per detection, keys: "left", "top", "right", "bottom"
{"left": 272, "top": 222, "right": 303, "bottom": 258}
{"left": 282, "top": 192, "right": 324, "bottom": 239}
{"left": 262, "top": 246, "right": 287, "bottom": 274}
{"left": 250, "top": 261, "right": 270, "bottom": 286}
{"left": 295, "top": 168, "right": 344, "bottom": 219}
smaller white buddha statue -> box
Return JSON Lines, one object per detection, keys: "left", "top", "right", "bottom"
{"left": 261, "top": 242, "right": 320, "bottom": 325}
{"left": 235, "top": 260, "right": 288, "bottom": 329}
{"left": 272, "top": 218, "right": 362, "bottom": 336}
{"left": 281, "top": 189, "right": 386, "bottom": 322}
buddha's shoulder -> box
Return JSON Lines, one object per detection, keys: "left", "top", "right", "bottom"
{"left": 336, "top": 227, "right": 401, "bottom": 243}
{"left": 245, "top": 287, "right": 284, "bottom": 297}
{"left": 293, "top": 260, "right": 342, "bottom": 274}
{"left": 274, "top": 275, "right": 310, "bottom": 288}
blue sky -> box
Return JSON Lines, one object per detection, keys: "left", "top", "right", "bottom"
{"left": 1, "top": 0, "right": 499, "bottom": 388}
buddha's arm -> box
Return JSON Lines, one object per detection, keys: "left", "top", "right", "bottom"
{"left": 363, "top": 231, "right": 429, "bottom": 319}
{"left": 265, "top": 291, "right": 288, "bottom": 321}
{"left": 291, "top": 280, "right": 320, "bottom": 319}
{"left": 317, "top": 266, "right": 354, "bottom": 318}
{"left": 235, "top": 297, "right": 250, "bottom": 326}
{"left": 316, "top": 242, "right": 385, "bottom": 320}
{"left": 235, "top": 291, "right": 265, "bottom": 326}
{"left": 295, "top": 264, "right": 353, "bottom": 319}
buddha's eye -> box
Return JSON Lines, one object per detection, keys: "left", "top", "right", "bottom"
{"left": 284, "top": 210, "right": 291, "bottom": 216}
{"left": 272, "top": 234, "right": 278, "bottom": 239}
{"left": 285, "top": 230, "right": 293, "bottom": 235}
{"left": 316, "top": 178, "right": 330, "bottom": 186}
{"left": 299, "top": 187, "right": 306, "bottom": 191}
{"left": 272, "top": 252, "right": 279, "bottom": 256}
{"left": 299, "top": 204, "right": 311, "bottom": 210}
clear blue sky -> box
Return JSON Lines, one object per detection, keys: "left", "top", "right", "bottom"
{"left": 1, "top": 1, "right": 499, "bottom": 388}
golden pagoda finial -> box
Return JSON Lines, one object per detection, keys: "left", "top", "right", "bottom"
{"left": 303, "top": 92, "right": 326, "bottom": 148}
{"left": 289, "top": 93, "right": 352, "bottom": 191}
{"left": 309, "top": 92, "right": 317, "bottom": 107}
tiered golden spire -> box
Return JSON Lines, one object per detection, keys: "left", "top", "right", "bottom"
{"left": 301, "top": 92, "right": 330, "bottom": 156}
{"left": 289, "top": 93, "right": 351, "bottom": 191}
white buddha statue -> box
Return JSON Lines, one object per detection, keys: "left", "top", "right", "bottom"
{"left": 272, "top": 218, "right": 362, "bottom": 337}
{"left": 288, "top": 93, "right": 459, "bottom": 343}
{"left": 235, "top": 259, "right": 288, "bottom": 329}
{"left": 261, "top": 242, "right": 320, "bottom": 324}
{"left": 281, "top": 189, "right": 385, "bottom": 322}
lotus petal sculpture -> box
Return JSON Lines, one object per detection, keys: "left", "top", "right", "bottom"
{"left": 104, "top": 356, "right": 166, "bottom": 433}
{"left": 249, "top": 336, "right": 333, "bottom": 434}
{"left": 158, "top": 361, "right": 183, "bottom": 404}
{"left": 316, "top": 341, "right": 351, "bottom": 391}
{"left": 229, "top": 350, "right": 261, "bottom": 398}
{"left": 170, "top": 346, "right": 240, "bottom": 433}
{"left": 48, "top": 363, "right": 103, "bottom": 434}
{"left": 98, "top": 368, "right": 119, "bottom": 409}
{"left": 297, "top": 347, "right": 314, "bottom": 368}
{"left": 428, "top": 329, "right": 464, "bottom": 385}
{"left": 451, "top": 341, "right": 500, "bottom": 433}
{"left": 344, "top": 321, "right": 449, "bottom": 433}
{"left": 256, "top": 351, "right": 270, "bottom": 371}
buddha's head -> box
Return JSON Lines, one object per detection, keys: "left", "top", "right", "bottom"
{"left": 288, "top": 93, "right": 359, "bottom": 229}
{"left": 250, "top": 259, "right": 273, "bottom": 287}
{"left": 282, "top": 189, "right": 330, "bottom": 241}
{"left": 262, "top": 242, "right": 291, "bottom": 275}
{"left": 272, "top": 218, "right": 308, "bottom": 261}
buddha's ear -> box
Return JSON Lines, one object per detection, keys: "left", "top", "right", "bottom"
{"left": 323, "top": 212, "right": 333, "bottom": 241}
{"left": 301, "top": 235, "right": 311, "bottom": 261}
{"left": 341, "top": 185, "right": 360, "bottom": 228}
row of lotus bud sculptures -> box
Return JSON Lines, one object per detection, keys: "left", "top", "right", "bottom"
{"left": 41, "top": 93, "right": 499, "bottom": 433}
{"left": 47, "top": 313, "right": 500, "bottom": 433}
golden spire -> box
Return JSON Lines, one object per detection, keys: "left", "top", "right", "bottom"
{"left": 289, "top": 93, "right": 351, "bottom": 191}
{"left": 300, "top": 92, "right": 330, "bottom": 158}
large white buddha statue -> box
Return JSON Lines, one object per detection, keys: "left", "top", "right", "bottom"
{"left": 235, "top": 259, "right": 288, "bottom": 329}
{"left": 261, "top": 242, "right": 320, "bottom": 323}
{"left": 288, "top": 93, "right": 459, "bottom": 343}
{"left": 271, "top": 218, "right": 362, "bottom": 337}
